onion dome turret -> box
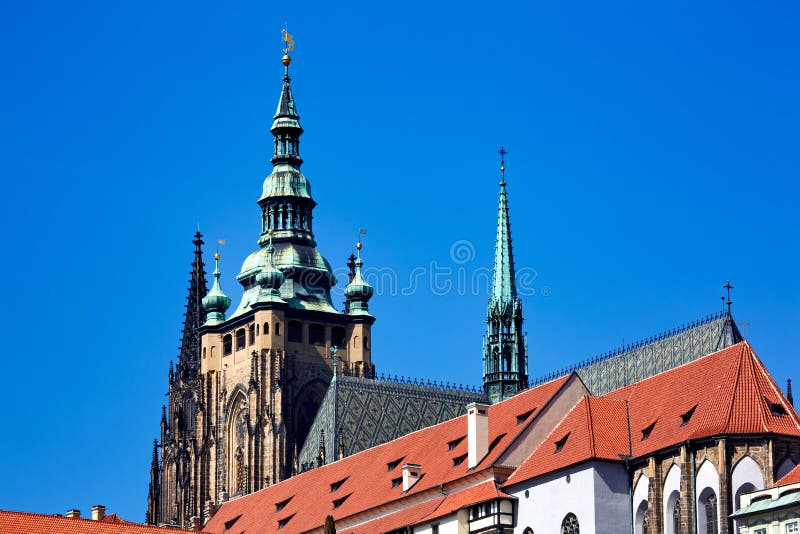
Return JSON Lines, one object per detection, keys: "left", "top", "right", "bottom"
{"left": 202, "top": 253, "right": 232, "bottom": 325}
{"left": 344, "top": 242, "right": 373, "bottom": 316}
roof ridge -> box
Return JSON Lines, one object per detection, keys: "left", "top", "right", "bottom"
{"left": 531, "top": 310, "right": 730, "bottom": 386}
{"left": 584, "top": 396, "right": 596, "bottom": 458}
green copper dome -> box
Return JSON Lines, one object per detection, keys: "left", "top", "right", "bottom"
{"left": 202, "top": 256, "right": 231, "bottom": 325}
{"left": 345, "top": 244, "right": 373, "bottom": 316}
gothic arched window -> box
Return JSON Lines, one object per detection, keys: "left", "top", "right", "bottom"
{"left": 561, "top": 513, "right": 579, "bottom": 534}
{"left": 235, "top": 329, "right": 246, "bottom": 351}
{"left": 263, "top": 322, "right": 269, "bottom": 335}
{"left": 703, "top": 493, "right": 718, "bottom": 534}
{"left": 223, "top": 334, "right": 232, "bottom": 356}
{"left": 248, "top": 324, "right": 255, "bottom": 345}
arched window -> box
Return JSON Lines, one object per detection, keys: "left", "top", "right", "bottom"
{"left": 235, "top": 329, "right": 246, "bottom": 351}
{"left": 202, "top": 347, "right": 206, "bottom": 359}
{"left": 256, "top": 323, "right": 259, "bottom": 336}
{"left": 263, "top": 322, "right": 269, "bottom": 335}
{"left": 701, "top": 491, "right": 718, "bottom": 534}
{"left": 275, "top": 323, "right": 280, "bottom": 336}
{"left": 673, "top": 500, "right": 682, "bottom": 534}
{"left": 248, "top": 324, "right": 255, "bottom": 345}
{"left": 561, "top": 513, "right": 579, "bottom": 534}
{"left": 353, "top": 335, "right": 360, "bottom": 348}
{"left": 309, "top": 324, "right": 325, "bottom": 345}
{"left": 223, "top": 334, "right": 232, "bottom": 356}
{"left": 523, "top": 529, "right": 533, "bottom": 534}
{"left": 288, "top": 321, "right": 303, "bottom": 343}
{"left": 634, "top": 500, "right": 649, "bottom": 534}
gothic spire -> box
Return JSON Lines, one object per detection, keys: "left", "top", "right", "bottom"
{"left": 483, "top": 148, "right": 528, "bottom": 403}
{"left": 270, "top": 52, "right": 304, "bottom": 167}
{"left": 491, "top": 148, "right": 517, "bottom": 308}
{"left": 176, "top": 232, "right": 208, "bottom": 380}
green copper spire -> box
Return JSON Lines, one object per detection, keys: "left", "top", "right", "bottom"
{"left": 255, "top": 230, "right": 286, "bottom": 303}
{"left": 483, "top": 148, "right": 528, "bottom": 403}
{"left": 202, "top": 253, "right": 232, "bottom": 325}
{"left": 231, "top": 48, "right": 338, "bottom": 317}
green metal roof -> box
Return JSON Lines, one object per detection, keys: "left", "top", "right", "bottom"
{"left": 730, "top": 489, "right": 800, "bottom": 518}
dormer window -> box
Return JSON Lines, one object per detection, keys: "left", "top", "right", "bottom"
{"left": 330, "top": 477, "right": 347, "bottom": 492}
{"left": 642, "top": 421, "right": 657, "bottom": 441}
{"left": 681, "top": 405, "right": 697, "bottom": 427}
{"left": 391, "top": 477, "right": 402, "bottom": 488}
{"left": 277, "top": 514, "right": 295, "bottom": 529}
{"left": 453, "top": 454, "right": 467, "bottom": 466}
{"left": 767, "top": 398, "right": 788, "bottom": 416}
{"left": 516, "top": 409, "right": 535, "bottom": 424}
{"left": 554, "top": 432, "right": 570, "bottom": 453}
{"left": 447, "top": 436, "right": 465, "bottom": 451}
{"left": 387, "top": 457, "right": 404, "bottom": 471}
{"left": 332, "top": 493, "right": 351, "bottom": 509}
{"left": 275, "top": 496, "right": 292, "bottom": 512}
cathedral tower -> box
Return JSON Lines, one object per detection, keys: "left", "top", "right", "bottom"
{"left": 146, "top": 46, "right": 377, "bottom": 528}
{"left": 483, "top": 152, "right": 528, "bottom": 403}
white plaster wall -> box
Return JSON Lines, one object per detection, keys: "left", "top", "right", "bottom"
{"left": 593, "top": 462, "right": 631, "bottom": 534}
{"left": 414, "top": 514, "right": 460, "bottom": 534}
{"left": 732, "top": 456, "right": 765, "bottom": 510}
{"left": 511, "top": 462, "right": 628, "bottom": 534}
{"left": 663, "top": 464, "right": 681, "bottom": 534}
{"left": 633, "top": 473, "right": 650, "bottom": 534}
{"left": 696, "top": 459, "right": 721, "bottom": 530}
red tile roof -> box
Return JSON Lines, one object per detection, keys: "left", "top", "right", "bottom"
{"left": 204, "top": 376, "right": 570, "bottom": 534}
{"left": 506, "top": 341, "right": 800, "bottom": 487}
{"left": 775, "top": 463, "right": 800, "bottom": 486}
{"left": 606, "top": 341, "right": 800, "bottom": 459}
{"left": 0, "top": 510, "right": 196, "bottom": 534}
{"left": 504, "top": 396, "right": 630, "bottom": 485}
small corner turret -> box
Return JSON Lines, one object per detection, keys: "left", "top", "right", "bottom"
{"left": 202, "top": 253, "right": 232, "bottom": 325}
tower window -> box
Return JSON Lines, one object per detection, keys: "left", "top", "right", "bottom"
{"left": 223, "top": 335, "right": 232, "bottom": 356}
{"left": 309, "top": 324, "right": 326, "bottom": 346}
{"left": 364, "top": 336, "right": 369, "bottom": 350}
{"left": 275, "top": 323, "right": 280, "bottom": 336}
{"left": 249, "top": 324, "right": 256, "bottom": 345}
{"left": 288, "top": 321, "right": 303, "bottom": 343}
{"left": 263, "top": 322, "right": 270, "bottom": 335}
{"left": 235, "top": 329, "right": 246, "bottom": 351}
{"left": 332, "top": 327, "right": 346, "bottom": 348}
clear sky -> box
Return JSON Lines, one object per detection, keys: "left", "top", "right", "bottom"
{"left": 1, "top": 0, "right": 798, "bottom": 522}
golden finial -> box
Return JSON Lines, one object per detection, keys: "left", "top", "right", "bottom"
{"left": 356, "top": 242, "right": 363, "bottom": 251}
{"left": 214, "top": 252, "right": 221, "bottom": 261}
{"left": 281, "top": 28, "right": 294, "bottom": 66}
{"left": 268, "top": 228, "right": 274, "bottom": 236}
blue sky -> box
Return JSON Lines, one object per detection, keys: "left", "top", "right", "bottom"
{"left": 1, "top": 0, "right": 798, "bottom": 522}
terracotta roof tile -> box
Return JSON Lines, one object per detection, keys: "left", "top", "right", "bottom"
{"left": 0, "top": 510, "right": 197, "bottom": 534}
{"left": 504, "top": 396, "right": 629, "bottom": 486}
{"left": 204, "top": 376, "right": 569, "bottom": 534}
{"left": 775, "top": 463, "right": 800, "bottom": 486}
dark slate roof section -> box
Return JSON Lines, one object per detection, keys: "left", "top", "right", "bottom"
{"left": 298, "top": 376, "right": 486, "bottom": 470}
{"left": 533, "top": 311, "right": 743, "bottom": 396}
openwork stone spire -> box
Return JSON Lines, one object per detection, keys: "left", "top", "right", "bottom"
{"left": 177, "top": 232, "right": 208, "bottom": 381}
{"left": 483, "top": 149, "right": 528, "bottom": 403}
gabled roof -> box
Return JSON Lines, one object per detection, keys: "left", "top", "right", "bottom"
{"left": 203, "top": 376, "right": 569, "bottom": 534}
{"left": 504, "top": 396, "right": 630, "bottom": 486}
{"left": 606, "top": 341, "right": 800, "bottom": 458}
{"left": 0, "top": 510, "right": 196, "bottom": 534}
{"left": 776, "top": 463, "right": 800, "bottom": 486}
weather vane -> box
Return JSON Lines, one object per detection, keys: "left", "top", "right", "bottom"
{"left": 281, "top": 28, "right": 295, "bottom": 55}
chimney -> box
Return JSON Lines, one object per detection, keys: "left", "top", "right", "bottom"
{"left": 401, "top": 463, "right": 422, "bottom": 492}
{"left": 467, "top": 402, "right": 489, "bottom": 469}
{"left": 66, "top": 509, "right": 81, "bottom": 519}
{"left": 91, "top": 505, "right": 105, "bottom": 521}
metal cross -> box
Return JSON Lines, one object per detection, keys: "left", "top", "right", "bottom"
{"left": 724, "top": 280, "right": 734, "bottom": 312}
{"left": 497, "top": 146, "right": 507, "bottom": 184}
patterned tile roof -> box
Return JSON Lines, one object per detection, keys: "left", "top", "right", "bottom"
{"left": 537, "top": 311, "right": 743, "bottom": 395}
{"left": 204, "top": 376, "right": 569, "bottom": 534}
{"left": 298, "top": 375, "right": 485, "bottom": 469}
{"left": 775, "top": 463, "right": 800, "bottom": 486}
{"left": 0, "top": 510, "right": 197, "bottom": 534}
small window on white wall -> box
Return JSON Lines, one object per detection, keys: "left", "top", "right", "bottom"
{"left": 787, "top": 522, "right": 799, "bottom": 534}
{"left": 561, "top": 513, "right": 579, "bottom": 534}
{"left": 754, "top": 529, "right": 766, "bottom": 534}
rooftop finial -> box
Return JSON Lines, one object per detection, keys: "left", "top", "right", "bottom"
{"left": 724, "top": 280, "right": 734, "bottom": 313}
{"left": 498, "top": 146, "right": 508, "bottom": 186}
{"left": 281, "top": 28, "right": 295, "bottom": 73}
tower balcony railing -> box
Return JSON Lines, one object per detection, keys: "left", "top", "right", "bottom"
{"left": 484, "top": 371, "right": 521, "bottom": 383}
{"left": 487, "top": 333, "right": 517, "bottom": 344}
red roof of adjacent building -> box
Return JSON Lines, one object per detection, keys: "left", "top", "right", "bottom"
{"left": 0, "top": 510, "right": 196, "bottom": 534}
{"left": 203, "top": 376, "right": 570, "bottom": 534}
{"left": 775, "top": 463, "right": 800, "bottom": 486}
{"left": 505, "top": 396, "right": 630, "bottom": 486}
